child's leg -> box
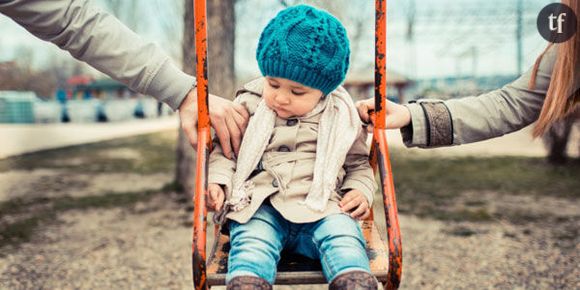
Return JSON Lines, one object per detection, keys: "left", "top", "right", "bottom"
{"left": 226, "top": 204, "right": 288, "bottom": 285}
{"left": 293, "top": 214, "right": 376, "bottom": 288}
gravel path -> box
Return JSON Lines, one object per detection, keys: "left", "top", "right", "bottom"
{"left": 1, "top": 169, "right": 578, "bottom": 289}
{"left": 0, "top": 116, "right": 179, "bottom": 159}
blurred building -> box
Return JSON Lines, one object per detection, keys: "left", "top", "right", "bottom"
{"left": 63, "top": 76, "right": 135, "bottom": 101}
{"left": 344, "top": 70, "right": 413, "bottom": 103}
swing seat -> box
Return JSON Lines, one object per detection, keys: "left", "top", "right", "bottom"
{"left": 205, "top": 220, "right": 389, "bottom": 286}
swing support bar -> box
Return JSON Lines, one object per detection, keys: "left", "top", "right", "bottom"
{"left": 192, "top": 0, "right": 210, "bottom": 289}
{"left": 372, "top": 0, "right": 403, "bottom": 289}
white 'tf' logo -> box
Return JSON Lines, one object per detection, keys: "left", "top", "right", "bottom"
{"left": 548, "top": 13, "right": 567, "bottom": 33}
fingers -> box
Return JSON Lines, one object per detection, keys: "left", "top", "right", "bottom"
{"left": 339, "top": 192, "right": 355, "bottom": 209}
{"left": 356, "top": 99, "right": 375, "bottom": 123}
{"left": 340, "top": 193, "right": 364, "bottom": 213}
{"left": 211, "top": 188, "right": 224, "bottom": 211}
{"left": 215, "top": 191, "right": 224, "bottom": 211}
{"left": 233, "top": 103, "right": 250, "bottom": 127}
{"left": 207, "top": 185, "right": 225, "bottom": 211}
{"left": 209, "top": 95, "right": 244, "bottom": 160}
{"left": 207, "top": 94, "right": 251, "bottom": 159}
{"left": 357, "top": 208, "right": 371, "bottom": 220}
{"left": 357, "top": 98, "right": 414, "bottom": 130}
{"left": 350, "top": 203, "right": 369, "bottom": 220}
{"left": 179, "top": 89, "right": 200, "bottom": 148}
{"left": 179, "top": 107, "right": 198, "bottom": 148}
{"left": 231, "top": 114, "right": 246, "bottom": 157}
{"left": 229, "top": 104, "right": 249, "bottom": 157}
{"left": 214, "top": 117, "right": 233, "bottom": 159}
{"left": 181, "top": 119, "right": 198, "bottom": 148}
{"left": 225, "top": 113, "right": 242, "bottom": 158}
{"left": 356, "top": 102, "right": 370, "bottom": 123}
{"left": 232, "top": 108, "right": 248, "bottom": 136}
{"left": 340, "top": 190, "right": 370, "bottom": 220}
{"left": 207, "top": 186, "right": 216, "bottom": 211}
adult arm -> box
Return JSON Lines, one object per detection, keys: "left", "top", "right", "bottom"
{"left": 357, "top": 46, "right": 559, "bottom": 148}
{"left": 403, "top": 46, "right": 557, "bottom": 147}
{"left": 0, "top": 0, "right": 249, "bottom": 157}
{"left": 0, "top": 0, "right": 192, "bottom": 109}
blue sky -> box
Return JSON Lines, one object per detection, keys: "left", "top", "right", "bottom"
{"left": 0, "top": 0, "right": 556, "bottom": 81}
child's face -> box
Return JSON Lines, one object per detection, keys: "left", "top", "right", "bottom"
{"left": 263, "top": 77, "right": 324, "bottom": 119}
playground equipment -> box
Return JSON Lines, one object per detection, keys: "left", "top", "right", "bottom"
{"left": 191, "top": 0, "right": 401, "bottom": 289}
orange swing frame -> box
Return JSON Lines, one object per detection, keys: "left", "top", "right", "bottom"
{"left": 191, "top": 0, "right": 402, "bottom": 289}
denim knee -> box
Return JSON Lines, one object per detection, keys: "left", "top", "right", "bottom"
{"left": 310, "top": 214, "right": 371, "bottom": 281}
{"left": 226, "top": 205, "right": 287, "bottom": 284}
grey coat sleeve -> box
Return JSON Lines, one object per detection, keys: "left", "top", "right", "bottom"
{"left": 0, "top": 0, "right": 194, "bottom": 110}
{"left": 402, "top": 45, "right": 558, "bottom": 148}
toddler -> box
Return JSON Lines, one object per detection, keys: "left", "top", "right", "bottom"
{"left": 208, "top": 5, "right": 377, "bottom": 290}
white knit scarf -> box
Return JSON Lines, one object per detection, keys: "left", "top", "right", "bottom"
{"left": 225, "top": 86, "right": 362, "bottom": 212}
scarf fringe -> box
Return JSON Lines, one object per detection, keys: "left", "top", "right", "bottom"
{"left": 226, "top": 180, "right": 255, "bottom": 212}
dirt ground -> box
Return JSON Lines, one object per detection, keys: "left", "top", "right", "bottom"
{"left": 1, "top": 171, "right": 578, "bottom": 289}
{"left": 0, "top": 131, "right": 578, "bottom": 289}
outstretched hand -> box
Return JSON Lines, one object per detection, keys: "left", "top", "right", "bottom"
{"left": 355, "top": 98, "right": 412, "bottom": 130}
{"left": 179, "top": 89, "right": 249, "bottom": 159}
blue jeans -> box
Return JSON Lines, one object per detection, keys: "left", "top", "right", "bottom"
{"left": 226, "top": 204, "right": 371, "bottom": 284}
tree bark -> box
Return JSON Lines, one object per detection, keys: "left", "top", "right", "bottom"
{"left": 543, "top": 116, "right": 574, "bottom": 164}
{"left": 176, "top": 0, "right": 236, "bottom": 198}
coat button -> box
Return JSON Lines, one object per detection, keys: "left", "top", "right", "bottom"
{"left": 278, "top": 145, "right": 291, "bottom": 152}
{"left": 272, "top": 179, "right": 279, "bottom": 188}
{"left": 286, "top": 119, "right": 298, "bottom": 126}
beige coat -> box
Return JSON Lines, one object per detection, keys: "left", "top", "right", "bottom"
{"left": 209, "top": 78, "right": 376, "bottom": 224}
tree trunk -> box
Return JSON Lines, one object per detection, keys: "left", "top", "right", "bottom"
{"left": 206, "top": 0, "right": 236, "bottom": 98}
{"left": 542, "top": 116, "right": 574, "bottom": 164}
{"left": 176, "top": 0, "right": 236, "bottom": 198}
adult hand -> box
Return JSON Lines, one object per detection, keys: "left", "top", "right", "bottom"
{"left": 355, "top": 98, "right": 412, "bottom": 130}
{"left": 179, "top": 89, "right": 249, "bottom": 159}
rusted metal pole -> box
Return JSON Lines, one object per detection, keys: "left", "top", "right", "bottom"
{"left": 374, "top": 0, "right": 402, "bottom": 289}
{"left": 192, "top": 0, "right": 210, "bottom": 289}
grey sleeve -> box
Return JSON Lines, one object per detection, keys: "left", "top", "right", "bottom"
{"left": 402, "top": 45, "right": 557, "bottom": 148}
{"left": 0, "top": 0, "right": 194, "bottom": 110}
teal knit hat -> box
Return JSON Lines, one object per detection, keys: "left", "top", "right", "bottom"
{"left": 256, "top": 5, "right": 350, "bottom": 96}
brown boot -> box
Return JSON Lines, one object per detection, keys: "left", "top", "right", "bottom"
{"left": 329, "top": 270, "right": 378, "bottom": 290}
{"left": 226, "top": 275, "right": 272, "bottom": 290}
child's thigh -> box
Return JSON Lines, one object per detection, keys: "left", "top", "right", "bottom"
{"left": 304, "top": 214, "right": 370, "bottom": 280}
{"left": 304, "top": 214, "right": 368, "bottom": 261}
{"left": 309, "top": 213, "right": 365, "bottom": 247}
{"left": 228, "top": 205, "right": 288, "bottom": 265}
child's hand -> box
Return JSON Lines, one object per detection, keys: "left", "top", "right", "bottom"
{"left": 339, "top": 189, "right": 370, "bottom": 220}
{"left": 207, "top": 183, "right": 225, "bottom": 211}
